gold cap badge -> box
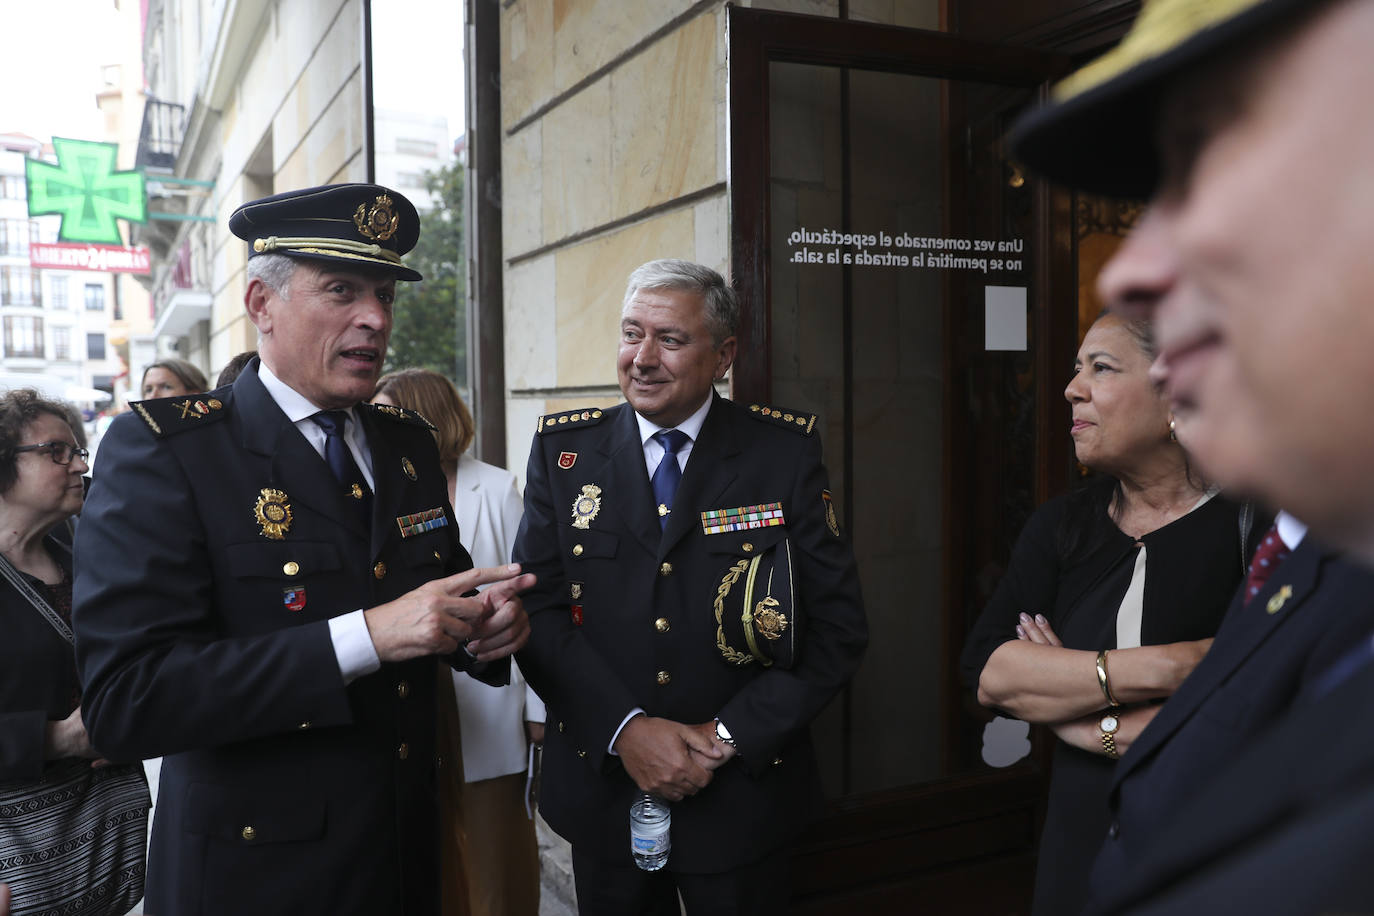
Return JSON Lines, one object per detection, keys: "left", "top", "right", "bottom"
{"left": 353, "top": 193, "right": 399, "bottom": 241}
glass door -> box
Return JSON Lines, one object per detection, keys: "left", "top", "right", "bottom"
{"left": 729, "top": 9, "right": 1076, "bottom": 911}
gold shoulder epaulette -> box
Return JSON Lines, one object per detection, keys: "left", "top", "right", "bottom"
{"left": 747, "top": 403, "right": 817, "bottom": 436}
{"left": 366, "top": 403, "right": 436, "bottom": 430}
{"left": 536, "top": 407, "right": 606, "bottom": 435}
{"left": 131, "top": 395, "right": 230, "bottom": 438}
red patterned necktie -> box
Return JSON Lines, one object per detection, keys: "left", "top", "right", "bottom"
{"left": 1244, "top": 524, "right": 1290, "bottom": 604}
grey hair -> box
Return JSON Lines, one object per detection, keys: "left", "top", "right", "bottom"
{"left": 623, "top": 259, "right": 738, "bottom": 346}
{"left": 246, "top": 253, "right": 300, "bottom": 297}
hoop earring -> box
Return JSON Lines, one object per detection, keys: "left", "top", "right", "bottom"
{"left": 1169, "top": 418, "right": 1178, "bottom": 443}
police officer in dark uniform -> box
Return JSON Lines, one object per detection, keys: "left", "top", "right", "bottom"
{"left": 72, "top": 183, "right": 532, "bottom": 916}
{"left": 513, "top": 258, "right": 867, "bottom": 914}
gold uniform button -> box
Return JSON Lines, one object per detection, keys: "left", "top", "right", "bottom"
{"left": 655, "top": 617, "right": 670, "bottom": 633}
{"left": 241, "top": 826, "right": 257, "bottom": 841}
{"left": 397, "top": 743, "right": 410, "bottom": 760}
{"left": 656, "top": 670, "right": 671, "bottom": 686}
{"left": 282, "top": 561, "right": 300, "bottom": 576}
{"left": 659, "top": 562, "right": 673, "bottom": 576}
{"left": 742, "top": 542, "right": 753, "bottom": 553}
{"left": 433, "top": 551, "right": 442, "bottom": 561}
{"left": 373, "top": 561, "right": 387, "bottom": 580}
{"left": 572, "top": 544, "right": 584, "bottom": 557}
{"left": 396, "top": 681, "right": 410, "bottom": 699}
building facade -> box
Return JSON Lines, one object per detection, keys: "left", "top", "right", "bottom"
{"left": 135, "top": 0, "right": 368, "bottom": 382}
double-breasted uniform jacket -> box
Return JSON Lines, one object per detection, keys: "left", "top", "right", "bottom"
{"left": 73, "top": 361, "right": 506, "bottom": 916}
{"left": 1085, "top": 539, "right": 1374, "bottom": 915}
{"left": 513, "top": 395, "right": 868, "bottom": 873}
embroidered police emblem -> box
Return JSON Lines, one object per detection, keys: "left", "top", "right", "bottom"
{"left": 571, "top": 485, "right": 602, "bottom": 530}
{"left": 255, "top": 488, "right": 293, "bottom": 540}
{"left": 558, "top": 451, "right": 577, "bottom": 469}
{"left": 822, "top": 490, "right": 840, "bottom": 537}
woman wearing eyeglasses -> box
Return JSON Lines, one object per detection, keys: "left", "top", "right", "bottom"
{"left": 0, "top": 389, "right": 148, "bottom": 914}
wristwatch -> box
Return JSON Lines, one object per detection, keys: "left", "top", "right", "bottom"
{"left": 1099, "top": 710, "right": 1121, "bottom": 759}
{"left": 714, "top": 718, "right": 737, "bottom": 749}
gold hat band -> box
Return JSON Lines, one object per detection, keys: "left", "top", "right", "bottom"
{"left": 1053, "top": 0, "right": 1266, "bottom": 102}
{"left": 251, "top": 235, "right": 405, "bottom": 266}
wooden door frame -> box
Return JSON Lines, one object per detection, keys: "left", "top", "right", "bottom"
{"left": 726, "top": 8, "right": 1081, "bottom": 909}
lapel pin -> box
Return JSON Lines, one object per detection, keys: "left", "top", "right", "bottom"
{"left": 401, "top": 457, "right": 417, "bottom": 481}
{"left": 1267, "top": 584, "right": 1294, "bottom": 615}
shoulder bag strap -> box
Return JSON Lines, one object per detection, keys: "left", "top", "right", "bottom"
{"left": 0, "top": 550, "right": 72, "bottom": 644}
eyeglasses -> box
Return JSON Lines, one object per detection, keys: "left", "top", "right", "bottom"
{"left": 12, "top": 441, "right": 90, "bottom": 466}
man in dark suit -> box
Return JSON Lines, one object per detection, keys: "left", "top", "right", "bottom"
{"left": 1007, "top": 0, "right": 1374, "bottom": 909}
{"left": 1085, "top": 513, "right": 1374, "bottom": 913}
{"left": 513, "top": 258, "right": 867, "bottom": 913}
{"left": 73, "top": 183, "right": 532, "bottom": 916}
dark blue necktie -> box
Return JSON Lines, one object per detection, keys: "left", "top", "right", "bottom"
{"left": 651, "top": 429, "right": 690, "bottom": 530}
{"left": 312, "top": 410, "right": 373, "bottom": 526}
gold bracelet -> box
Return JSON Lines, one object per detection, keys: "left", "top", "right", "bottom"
{"left": 1096, "top": 650, "right": 1120, "bottom": 707}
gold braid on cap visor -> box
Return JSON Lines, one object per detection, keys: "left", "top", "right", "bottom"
{"left": 1052, "top": 0, "right": 1267, "bottom": 102}
{"left": 251, "top": 235, "right": 405, "bottom": 266}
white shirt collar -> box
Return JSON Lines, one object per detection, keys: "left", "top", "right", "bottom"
{"left": 256, "top": 360, "right": 353, "bottom": 424}
{"left": 1275, "top": 510, "right": 1307, "bottom": 550}
{"left": 634, "top": 392, "right": 713, "bottom": 446}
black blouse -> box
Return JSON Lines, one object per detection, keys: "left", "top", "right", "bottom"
{"left": 961, "top": 478, "right": 1262, "bottom": 916}
{"left": 0, "top": 539, "right": 78, "bottom": 782}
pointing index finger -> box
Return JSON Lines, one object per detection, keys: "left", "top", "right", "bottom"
{"left": 442, "top": 563, "right": 524, "bottom": 594}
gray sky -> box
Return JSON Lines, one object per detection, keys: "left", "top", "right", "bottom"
{"left": 1, "top": 0, "right": 112, "bottom": 142}
{"left": 0, "top": 0, "right": 465, "bottom": 147}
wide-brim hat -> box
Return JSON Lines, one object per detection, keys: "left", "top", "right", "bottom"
{"left": 1010, "top": 0, "right": 1318, "bottom": 198}
{"left": 229, "top": 183, "right": 423, "bottom": 281}
{"left": 715, "top": 536, "right": 799, "bottom": 669}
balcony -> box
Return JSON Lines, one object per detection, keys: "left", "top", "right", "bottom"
{"left": 136, "top": 98, "right": 185, "bottom": 173}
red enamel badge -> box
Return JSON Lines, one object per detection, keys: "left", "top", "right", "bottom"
{"left": 282, "top": 587, "right": 307, "bottom": 612}
{"left": 558, "top": 451, "right": 577, "bottom": 469}
{"left": 571, "top": 604, "right": 584, "bottom": 625}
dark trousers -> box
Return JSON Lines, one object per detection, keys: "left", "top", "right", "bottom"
{"left": 571, "top": 846, "right": 791, "bottom": 916}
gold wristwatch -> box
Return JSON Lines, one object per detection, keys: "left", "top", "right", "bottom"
{"left": 1099, "top": 710, "right": 1121, "bottom": 759}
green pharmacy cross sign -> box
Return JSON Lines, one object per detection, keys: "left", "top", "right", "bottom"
{"left": 26, "top": 137, "right": 147, "bottom": 244}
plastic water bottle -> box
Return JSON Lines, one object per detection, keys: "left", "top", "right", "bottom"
{"left": 630, "top": 794, "right": 671, "bottom": 871}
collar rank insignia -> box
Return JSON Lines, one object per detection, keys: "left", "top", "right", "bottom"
{"left": 255, "top": 489, "right": 293, "bottom": 540}
{"left": 397, "top": 507, "right": 448, "bottom": 538}
{"left": 571, "top": 484, "right": 602, "bottom": 529}
{"left": 700, "top": 502, "right": 785, "bottom": 535}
